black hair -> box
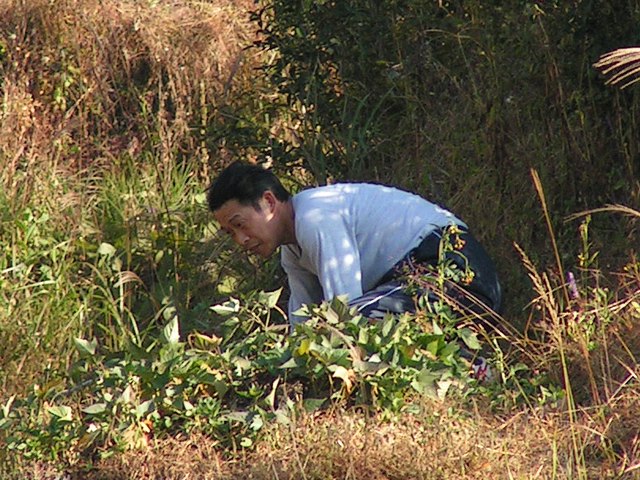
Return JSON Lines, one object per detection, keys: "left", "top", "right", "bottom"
{"left": 207, "top": 161, "right": 290, "bottom": 212}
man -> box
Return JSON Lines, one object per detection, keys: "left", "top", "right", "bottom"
{"left": 207, "top": 161, "right": 502, "bottom": 327}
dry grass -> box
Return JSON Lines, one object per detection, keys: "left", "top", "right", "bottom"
{"left": 0, "top": 0, "right": 257, "bottom": 189}
{"left": 15, "top": 392, "right": 640, "bottom": 480}
{"left": 594, "top": 47, "right": 640, "bottom": 89}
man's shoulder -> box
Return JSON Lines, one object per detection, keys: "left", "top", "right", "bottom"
{"left": 292, "top": 182, "right": 402, "bottom": 203}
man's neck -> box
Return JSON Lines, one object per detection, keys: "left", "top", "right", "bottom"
{"left": 280, "top": 199, "right": 297, "bottom": 246}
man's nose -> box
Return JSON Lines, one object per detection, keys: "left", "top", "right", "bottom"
{"left": 235, "top": 231, "right": 250, "bottom": 246}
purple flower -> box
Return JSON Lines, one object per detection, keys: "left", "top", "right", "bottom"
{"left": 566, "top": 271, "right": 579, "bottom": 300}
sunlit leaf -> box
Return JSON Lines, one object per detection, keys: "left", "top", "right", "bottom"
{"left": 432, "top": 320, "right": 443, "bottom": 335}
{"left": 82, "top": 403, "right": 107, "bottom": 415}
{"left": 353, "top": 359, "right": 388, "bottom": 375}
{"left": 193, "top": 192, "right": 207, "bottom": 204}
{"left": 280, "top": 357, "right": 299, "bottom": 369}
{"left": 249, "top": 414, "right": 264, "bottom": 431}
{"left": 74, "top": 337, "right": 97, "bottom": 357}
{"left": 136, "top": 400, "right": 155, "bottom": 418}
{"left": 258, "top": 288, "right": 282, "bottom": 309}
{"left": 217, "top": 277, "right": 238, "bottom": 295}
{"left": 459, "top": 328, "right": 481, "bottom": 350}
{"left": 331, "top": 365, "right": 355, "bottom": 394}
{"left": 162, "top": 316, "right": 180, "bottom": 344}
{"left": 274, "top": 409, "right": 291, "bottom": 425}
{"left": 224, "top": 411, "right": 249, "bottom": 423}
{"left": 233, "top": 357, "right": 252, "bottom": 373}
{"left": 98, "top": 242, "right": 116, "bottom": 256}
{"left": 296, "top": 338, "right": 311, "bottom": 356}
{"left": 265, "top": 378, "right": 280, "bottom": 410}
{"left": 47, "top": 405, "right": 72, "bottom": 422}
{"left": 211, "top": 298, "right": 240, "bottom": 315}
{"left": 2, "top": 395, "right": 16, "bottom": 418}
{"left": 121, "top": 385, "right": 134, "bottom": 404}
{"left": 436, "top": 379, "right": 453, "bottom": 400}
{"left": 324, "top": 305, "right": 339, "bottom": 324}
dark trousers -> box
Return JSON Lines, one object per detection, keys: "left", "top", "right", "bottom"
{"left": 349, "top": 227, "right": 502, "bottom": 321}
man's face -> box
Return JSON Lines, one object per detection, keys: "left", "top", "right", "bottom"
{"left": 213, "top": 194, "right": 281, "bottom": 258}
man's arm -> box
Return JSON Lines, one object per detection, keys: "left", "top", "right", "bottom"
{"left": 281, "top": 248, "right": 323, "bottom": 325}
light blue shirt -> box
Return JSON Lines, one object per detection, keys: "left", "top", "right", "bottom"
{"left": 280, "top": 183, "right": 465, "bottom": 325}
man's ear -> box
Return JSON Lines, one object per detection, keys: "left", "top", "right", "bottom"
{"left": 261, "top": 190, "right": 278, "bottom": 213}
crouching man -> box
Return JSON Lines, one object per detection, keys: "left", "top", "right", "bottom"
{"left": 207, "top": 161, "right": 502, "bottom": 327}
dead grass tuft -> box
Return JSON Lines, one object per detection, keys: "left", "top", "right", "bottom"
{"left": 0, "top": 0, "right": 258, "bottom": 180}
{"left": 54, "top": 400, "right": 592, "bottom": 480}
{"left": 66, "top": 433, "right": 231, "bottom": 480}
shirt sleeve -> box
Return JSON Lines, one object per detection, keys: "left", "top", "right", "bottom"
{"left": 281, "top": 247, "right": 323, "bottom": 325}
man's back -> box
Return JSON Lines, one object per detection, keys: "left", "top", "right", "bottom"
{"left": 281, "top": 183, "right": 465, "bottom": 321}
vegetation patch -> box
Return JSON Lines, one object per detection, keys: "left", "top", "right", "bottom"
{"left": 1, "top": 0, "right": 640, "bottom": 478}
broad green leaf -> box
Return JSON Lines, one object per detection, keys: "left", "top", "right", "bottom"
{"left": 98, "top": 242, "right": 116, "bottom": 256}
{"left": 74, "top": 337, "right": 97, "bottom": 357}
{"left": 280, "top": 357, "right": 299, "bottom": 369}
{"left": 440, "top": 341, "right": 459, "bottom": 359}
{"left": 436, "top": 379, "right": 453, "bottom": 400}
{"left": 459, "top": 328, "right": 481, "bottom": 350}
{"left": 353, "top": 359, "right": 388, "bottom": 375}
{"left": 240, "top": 437, "right": 253, "bottom": 448}
{"left": 162, "top": 316, "right": 180, "bottom": 344}
{"left": 381, "top": 316, "right": 394, "bottom": 337}
{"left": 296, "top": 338, "right": 311, "bottom": 356}
{"left": 426, "top": 339, "right": 440, "bottom": 357}
{"left": 432, "top": 319, "right": 443, "bottom": 335}
{"left": 211, "top": 298, "right": 240, "bottom": 315}
{"left": 323, "top": 305, "right": 339, "bottom": 324}
{"left": 232, "top": 357, "right": 252, "bottom": 375}
{"left": 303, "top": 398, "right": 326, "bottom": 412}
{"left": 249, "top": 414, "right": 264, "bottom": 431}
{"left": 411, "top": 369, "right": 440, "bottom": 398}
{"left": 82, "top": 403, "right": 107, "bottom": 415}
{"left": 136, "top": 400, "right": 155, "bottom": 418}
{"left": 258, "top": 288, "right": 282, "bottom": 309}
{"left": 47, "top": 405, "right": 72, "bottom": 421}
